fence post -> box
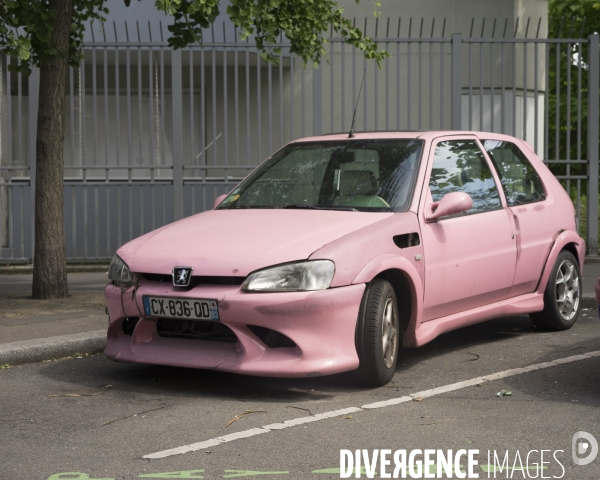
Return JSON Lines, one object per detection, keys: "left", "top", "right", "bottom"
{"left": 451, "top": 33, "right": 462, "bottom": 131}
{"left": 313, "top": 67, "right": 322, "bottom": 136}
{"left": 588, "top": 34, "right": 599, "bottom": 256}
{"left": 28, "top": 67, "right": 39, "bottom": 261}
{"left": 171, "top": 49, "right": 184, "bottom": 221}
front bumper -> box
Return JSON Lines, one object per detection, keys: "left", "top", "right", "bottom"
{"left": 104, "top": 281, "right": 365, "bottom": 377}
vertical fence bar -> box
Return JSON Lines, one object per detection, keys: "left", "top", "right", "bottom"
{"left": 533, "top": 42, "right": 538, "bottom": 152}
{"left": 172, "top": 50, "right": 183, "bottom": 221}
{"left": 544, "top": 42, "right": 549, "bottom": 160}
{"left": 451, "top": 34, "right": 462, "bottom": 130}
{"left": 587, "top": 34, "right": 599, "bottom": 255}
{"left": 479, "top": 42, "right": 484, "bottom": 131}
{"left": 523, "top": 42, "right": 528, "bottom": 142}
{"left": 313, "top": 67, "right": 322, "bottom": 136}
{"left": 490, "top": 42, "right": 495, "bottom": 133}
{"left": 565, "top": 40, "right": 571, "bottom": 194}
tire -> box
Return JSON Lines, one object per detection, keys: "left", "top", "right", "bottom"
{"left": 355, "top": 279, "right": 400, "bottom": 387}
{"left": 530, "top": 250, "right": 581, "bottom": 331}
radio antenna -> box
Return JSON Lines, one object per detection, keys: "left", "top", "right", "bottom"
{"left": 348, "top": 69, "right": 366, "bottom": 138}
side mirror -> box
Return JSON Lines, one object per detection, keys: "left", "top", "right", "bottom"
{"left": 213, "top": 194, "right": 228, "bottom": 209}
{"left": 426, "top": 192, "right": 472, "bottom": 222}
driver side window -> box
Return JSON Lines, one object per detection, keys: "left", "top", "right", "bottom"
{"left": 429, "top": 140, "right": 502, "bottom": 215}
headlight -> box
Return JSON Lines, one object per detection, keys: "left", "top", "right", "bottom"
{"left": 108, "top": 254, "right": 134, "bottom": 287}
{"left": 241, "top": 260, "right": 335, "bottom": 292}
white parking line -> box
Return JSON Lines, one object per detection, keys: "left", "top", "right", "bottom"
{"left": 144, "top": 350, "right": 600, "bottom": 459}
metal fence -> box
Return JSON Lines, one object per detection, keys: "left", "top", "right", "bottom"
{"left": 1, "top": 19, "right": 598, "bottom": 262}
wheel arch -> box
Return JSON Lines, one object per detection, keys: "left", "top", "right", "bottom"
{"left": 561, "top": 242, "right": 581, "bottom": 267}
{"left": 536, "top": 230, "right": 585, "bottom": 295}
{"left": 352, "top": 254, "right": 423, "bottom": 348}
{"left": 372, "top": 269, "right": 413, "bottom": 337}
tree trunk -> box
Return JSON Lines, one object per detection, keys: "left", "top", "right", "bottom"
{"left": 32, "top": 0, "right": 73, "bottom": 299}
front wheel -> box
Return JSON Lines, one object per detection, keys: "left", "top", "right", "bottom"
{"left": 530, "top": 250, "right": 581, "bottom": 331}
{"left": 355, "top": 279, "right": 399, "bottom": 387}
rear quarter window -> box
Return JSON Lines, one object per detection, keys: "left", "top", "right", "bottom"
{"left": 482, "top": 140, "right": 546, "bottom": 206}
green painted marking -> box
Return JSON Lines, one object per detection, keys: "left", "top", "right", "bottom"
{"left": 427, "top": 464, "right": 465, "bottom": 475}
{"left": 312, "top": 467, "right": 368, "bottom": 474}
{"left": 47, "top": 474, "right": 114, "bottom": 480}
{"left": 480, "top": 464, "right": 548, "bottom": 473}
{"left": 222, "top": 470, "right": 289, "bottom": 478}
{"left": 138, "top": 471, "right": 205, "bottom": 478}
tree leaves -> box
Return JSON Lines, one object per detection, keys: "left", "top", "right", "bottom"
{"left": 0, "top": 0, "right": 387, "bottom": 74}
{"left": 225, "top": 0, "right": 387, "bottom": 67}
{"left": 0, "top": 0, "right": 108, "bottom": 74}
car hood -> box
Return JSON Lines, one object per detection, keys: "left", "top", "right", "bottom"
{"left": 118, "top": 209, "right": 394, "bottom": 276}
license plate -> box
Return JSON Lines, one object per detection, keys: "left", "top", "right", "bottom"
{"left": 142, "top": 296, "right": 220, "bottom": 321}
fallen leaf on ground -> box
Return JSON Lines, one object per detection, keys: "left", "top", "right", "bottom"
{"left": 413, "top": 397, "right": 423, "bottom": 402}
{"left": 49, "top": 385, "right": 113, "bottom": 397}
{"left": 101, "top": 405, "right": 169, "bottom": 427}
{"left": 226, "top": 410, "right": 267, "bottom": 427}
{"left": 286, "top": 406, "right": 312, "bottom": 415}
{"left": 414, "top": 418, "right": 451, "bottom": 426}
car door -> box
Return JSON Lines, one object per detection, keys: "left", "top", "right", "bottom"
{"left": 481, "top": 138, "right": 554, "bottom": 298}
{"left": 419, "top": 136, "right": 517, "bottom": 321}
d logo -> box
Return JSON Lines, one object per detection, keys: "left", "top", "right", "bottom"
{"left": 572, "top": 431, "right": 598, "bottom": 466}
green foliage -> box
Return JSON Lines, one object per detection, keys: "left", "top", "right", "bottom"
{"left": 548, "top": 0, "right": 600, "bottom": 165}
{"left": 156, "top": 0, "right": 220, "bottom": 49}
{"left": 225, "top": 0, "right": 388, "bottom": 67}
{"left": 0, "top": 0, "right": 388, "bottom": 73}
{"left": 0, "top": 0, "right": 108, "bottom": 74}
{"left": 548, "top": 0, "right": 600, "bottom": 245}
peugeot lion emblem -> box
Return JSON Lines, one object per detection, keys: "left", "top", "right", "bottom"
{"left": 172, "top": 266, "right": 193, "bottom": 287}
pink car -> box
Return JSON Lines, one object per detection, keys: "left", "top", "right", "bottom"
{"left": 104, "top": 131, "right": 585, "bottom": 386}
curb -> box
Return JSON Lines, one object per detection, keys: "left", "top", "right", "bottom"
{"left": 0, "top": 330, "right": 106, "bottom": 367}
{"left": 0, "top": 264, "right": 110, "bottom": 275}
{"left": 581, "top": 296, "right": 599, "bottom": 309}
{"left": 585, "top": 256, "right": 600, "bottom": 264}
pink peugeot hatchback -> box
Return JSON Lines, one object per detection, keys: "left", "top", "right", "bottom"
{"left": 104, "top": 131, "right": 585, "bottom": 386}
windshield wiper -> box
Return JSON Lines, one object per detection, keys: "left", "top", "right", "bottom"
{"left": 224, "top": 204, "right": 274, "bottom": 209}
{"left": 282, "top": 204, "right": 358, "bottom": 212}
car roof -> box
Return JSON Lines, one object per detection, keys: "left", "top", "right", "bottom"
{"left": 292, "top": 130, "right": 525, "bottom": 144}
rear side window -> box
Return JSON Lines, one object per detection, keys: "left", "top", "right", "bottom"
{"left": 482, "top": 140, "right": 546, "bottom": 206}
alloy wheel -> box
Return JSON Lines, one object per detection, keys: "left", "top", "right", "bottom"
{"left": 555, "top": 259, "right": 580, "bottom": 321}
{"left": 381, "top": 298, "right": 399, "bottom": 369}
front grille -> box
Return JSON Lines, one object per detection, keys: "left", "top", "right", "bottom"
{"left": 156, "top": 318, "right": 238, "bottom": 342}
{"left": 143, "top": 273, "right": 245, "bottom": 287}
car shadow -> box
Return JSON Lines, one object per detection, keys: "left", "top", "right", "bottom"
{"left": 37, "top": 314, "right": 599, "bottom": 405}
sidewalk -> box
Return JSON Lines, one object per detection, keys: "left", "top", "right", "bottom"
{"left": 0, "top": 263, "right": 599, "bottom": 367}
{"left": 0, "top": 272, "right": 108, "bottom": 366}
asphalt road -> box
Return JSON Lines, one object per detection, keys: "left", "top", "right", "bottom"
{"left": 2, "top": 309, "right": 600, "bottom": 480}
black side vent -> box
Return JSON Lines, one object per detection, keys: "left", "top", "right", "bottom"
{"left": 393, "top": 233, "right": 420, "bottom": 249}
{"left": 247, "top": 325, "right": 297, "bottom": 348}
{"left": 122, "top": 317, "right": 140, "bottom": 336}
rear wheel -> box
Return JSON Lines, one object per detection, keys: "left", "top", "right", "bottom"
{"left": 355, "top": 279, "right": 399, "bottom": 387}
{"left": 530, "top": 250, "right": 581, "bottom": 331}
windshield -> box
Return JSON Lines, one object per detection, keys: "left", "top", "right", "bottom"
{"left": 217, "top": 139, "right": 424, "bottom": 212}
